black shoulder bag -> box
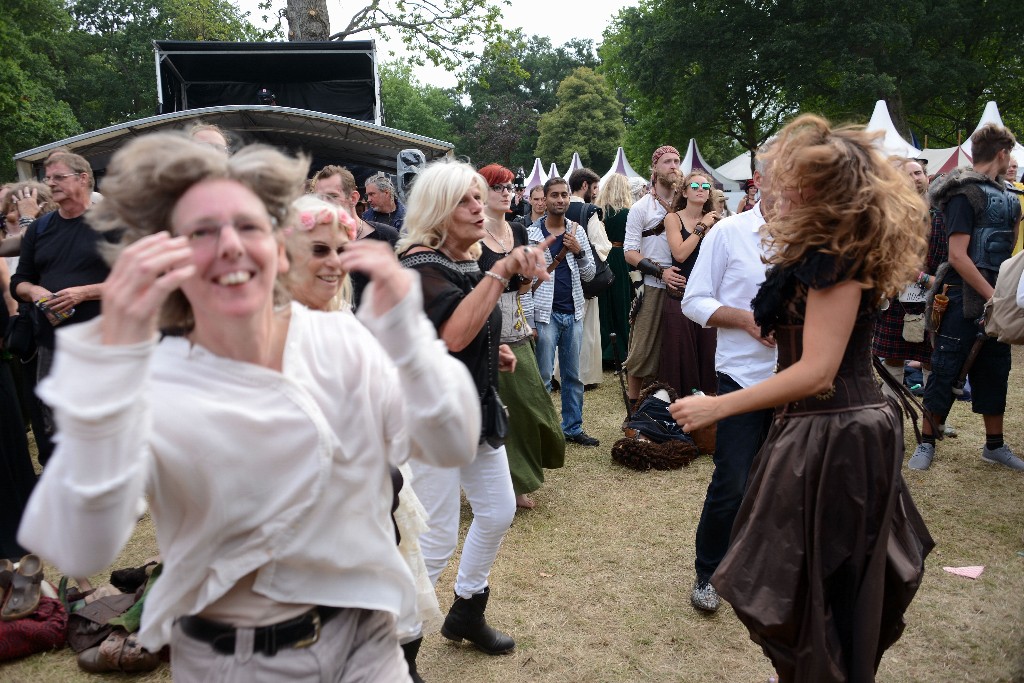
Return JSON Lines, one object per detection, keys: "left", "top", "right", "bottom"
{"left": 577, "top": 204, "right": 615, "bottom": 299}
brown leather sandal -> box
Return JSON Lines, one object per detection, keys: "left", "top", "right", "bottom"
{"left": 78, "top": 632, "right": 161, "bottom": 673}
{"left": 1, "top": 554, "right": 43, "bottom": 621}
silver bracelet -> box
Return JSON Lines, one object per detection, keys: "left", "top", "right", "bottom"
{"left": 483, "top": 270, "right": 510, "bottom": 288}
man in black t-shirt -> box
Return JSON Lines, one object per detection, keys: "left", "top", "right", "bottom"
{"left": 910, "top": 124, "right": 1024, "bottom": 472}
{"left": 11, "top": 151, "right": 110, "bottom": 463}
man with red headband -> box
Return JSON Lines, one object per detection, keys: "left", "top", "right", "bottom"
{"left": 622, "top": 145, "right": 687, "bottom": 405}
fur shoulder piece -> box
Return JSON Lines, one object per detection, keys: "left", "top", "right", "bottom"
{"left": 929, "top": 167, "right": 1003, "bottom": 213}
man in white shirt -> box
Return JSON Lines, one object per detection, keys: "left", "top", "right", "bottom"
{"left": 622, "top": 145, "right": 688, "bottom": 405}
{"left": 680, "top": 154, "right": 777, "bottom": 612}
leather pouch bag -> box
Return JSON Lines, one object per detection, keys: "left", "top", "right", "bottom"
{"left": 902, "top": 313, "right": 926, "bottom": 343}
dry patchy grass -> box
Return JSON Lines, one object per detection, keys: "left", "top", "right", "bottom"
{"left": 3, "top": 349, "right": 1023, "bottom": 682}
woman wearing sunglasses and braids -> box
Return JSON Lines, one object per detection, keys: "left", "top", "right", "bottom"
{"left": 476, "top": 164, "right": 564, "bottom": 511}
{"left": 657, "top": 172, "right": 720, "bottom": 397}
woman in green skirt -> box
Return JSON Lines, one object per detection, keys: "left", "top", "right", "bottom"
{"left": 478, "top": 164, "right": 565, "bottom": 509}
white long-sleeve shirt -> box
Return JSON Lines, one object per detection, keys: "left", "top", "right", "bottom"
{"left": 623, "top": 193, "right": 670, "bottom": 288}
{"left": 681, "top": 202, "right": 777, "bottom": 388}
{"left": 19, "top": 279, "right": 479, "bottom": 649}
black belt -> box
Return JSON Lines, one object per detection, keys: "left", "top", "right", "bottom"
{"left": 179, "top": 606, "right": 342, "bottom": 656}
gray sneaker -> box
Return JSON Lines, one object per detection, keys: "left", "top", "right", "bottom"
{"left": 981, "top": 444, "right": 1024, "bottom": 471}
{"left": 691, "top": 580, "right": 720, "bottom": 613}
{"left": 908, "top": 442, "right": 935, "bottom": 470}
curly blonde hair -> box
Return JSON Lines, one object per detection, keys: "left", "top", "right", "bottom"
{"left": 90, "top": 132, "right": 309, "bottom": 330}
{"left": 759, "top": 114, "right": 927, "bottom": 297}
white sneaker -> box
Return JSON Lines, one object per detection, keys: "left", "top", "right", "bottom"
{"left": 981, "top": 444, "right": 1024, "bottom": 471}
{"left": 908, "top": 442, "right": 935, "bottom": 470}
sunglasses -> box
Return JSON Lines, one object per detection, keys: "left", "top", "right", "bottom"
{"left": 689, "top": 182, "right": 712, "bottom": 190}
{"left": 489, "top": 183, "right": 515, "bottom": 193}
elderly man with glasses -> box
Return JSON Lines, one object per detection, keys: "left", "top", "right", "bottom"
{"left": 11, "top": 151, "right": 115, "bottom": 465}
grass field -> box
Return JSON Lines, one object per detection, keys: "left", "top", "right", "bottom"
{"left": 3, "top": 350, "right": 1023, "bottom": 683}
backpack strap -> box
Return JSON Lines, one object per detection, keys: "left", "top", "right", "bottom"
{"left": 34, "top": 211, "right": 57, "bottom": 236}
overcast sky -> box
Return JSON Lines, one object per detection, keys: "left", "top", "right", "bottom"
{"left": 236, "top": 0, "right": 639, "bottom": 87}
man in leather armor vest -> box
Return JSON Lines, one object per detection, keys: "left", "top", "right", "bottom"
{"left": 910, "top": 123, "right": 1024, "bottom": 471}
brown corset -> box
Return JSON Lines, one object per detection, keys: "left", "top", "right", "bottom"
{"left": 774, "top": 323, "right": 885, "bottom": 417}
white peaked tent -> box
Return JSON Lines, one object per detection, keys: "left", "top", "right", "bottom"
{"left": 866, "top": 100, "right": 921, "bottom": 158}
{"left": 681, "top": 139, "right": 741, "bottom": 190}
{"left": 523, "top": 158, "right": 548, "bottom": 192}
{"left": 565, "top": 152, "right": 583, "bottom": 179}
{"left": 601, "top": 146, "right": 645, "bottom": 187}
{"left": 960, "top": 101, "right": 1024, "bottom": 164}
{"left": 548, "top": 162, "right": 561, "bottom": 180}
{"left": 716, "top": 151, "right": 754, "bottom": 182}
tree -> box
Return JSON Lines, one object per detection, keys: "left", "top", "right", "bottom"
{"left": 58, "top": 0, "right": 275, "bottom": 133}
{"left": 601, "top": 0, "right": 1024, "bottom": 172}
{"left": 454, "top": 31, "right": 600, "bottom": 169}
{"left": 379, "top": 61, "right": 457, "bottom": 143}
{"left": 534, "top": 68, "right": 624, "bottom": 173}
{"left": 602, "top": 1, "right": 793, "bottom": 174}
{"left": 275, "top": 0, "right": 508, "bottom": 71}
{"left": 462, "top": 31, "right": 599, "bottom": 114}
{"left": 469, "top": 94, "right": 539, "bottom": 168}
{"left": 0, "top": 0, "right": 83, "bottom": 180}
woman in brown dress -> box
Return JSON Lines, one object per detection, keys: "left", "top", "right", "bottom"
{"left": 671, "top": 115, "right": 934, "bottom": 683}
{"left": 658, "top": 171, "right": 719, "bottom": 396}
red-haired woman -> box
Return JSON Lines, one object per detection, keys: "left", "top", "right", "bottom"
{"left": 477, "top": 163, "right": 564, "bottom": 510}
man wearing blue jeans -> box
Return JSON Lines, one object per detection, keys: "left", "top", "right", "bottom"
{"left": 526, "top": 177, "right": 598, "bottom": 446}
{"left": 680, "top": 157, "right": 777, "bottom": 612}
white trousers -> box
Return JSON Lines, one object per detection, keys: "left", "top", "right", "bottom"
{"left": 409, "top": 442, "right": 516, "bottom": 598}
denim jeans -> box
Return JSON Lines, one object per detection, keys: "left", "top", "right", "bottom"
{"left": 693, "top": 372, "right": 774, "bottom": 582}
{"left": 535, "top": 311, "right": 585, "bottom": 436}
{"left": 409, "top": 442, "right": 516, "bottom": 598}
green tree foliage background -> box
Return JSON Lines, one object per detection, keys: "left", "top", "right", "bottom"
{"left": 601, "top": 0, "right": 1024, "bottom": 173}
{"left": 0, "top": 0, "right": 275, "bottom": 180}
{"left": 5, "top": 0, "right": 1023, "bottom": 183}
{"left": 535, "top": 67, "right": 624, "bottom": 173}
{"left": 379, "top": 61, "right": 457, "bottom": 143}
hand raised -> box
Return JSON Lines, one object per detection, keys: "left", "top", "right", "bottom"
{"left": 501, "top": 234, "right": 557, "bottom": 283}
{"left": 337, "top": 239, "right": 411, "bottom": 316}
{"left": 101, "top": 232, "right": 195, "bottom": 345}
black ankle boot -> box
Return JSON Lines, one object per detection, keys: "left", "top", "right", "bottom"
{"left": 440, "top": 587, "right": 515, "bottom": 655}
{"left": 401, "top": 637, "right": 425, "bottom": 683}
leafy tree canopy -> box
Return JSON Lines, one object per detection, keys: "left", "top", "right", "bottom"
{"left": 275, "top": 0, "right": 508, "bottom": 71}
{"left": 379, "top": 61, "right": 457, "bottom": 143}
{"left": 0, "top": 0, "right": 273, "bottom": 180}
{"left": 535, "top": 67, "right": 624, "bottom": 173}
{"left": 601, "top": 0, "right": 1024, "bottom": 172}
{"left": 454, "top": 31, "right": 600, "bottom": 171}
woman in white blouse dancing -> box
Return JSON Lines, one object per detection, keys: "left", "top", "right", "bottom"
{"left": 19, "top": 133, "right": 479, "bottom": 682}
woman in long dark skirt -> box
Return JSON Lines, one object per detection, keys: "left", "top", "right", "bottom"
{"left": 658, "top": 171, "right": 719, "bottom": 396}
{"left": 598, "top": 173, "right": 635, "bottom": 362}
{"left": 672, "top": 115, "right": 934, "bottom": 683}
